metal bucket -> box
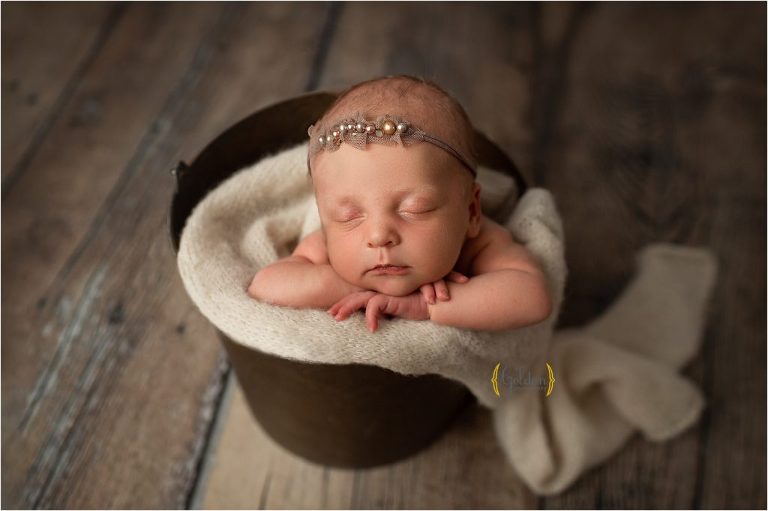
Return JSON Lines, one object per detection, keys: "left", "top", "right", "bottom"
{"left": 169, "top": 92, "right": 528, "bottom": 468}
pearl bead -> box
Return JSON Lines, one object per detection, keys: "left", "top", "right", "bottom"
{"left": 356, "top": 122, "right": 365, "bottom": 133}
{"left": 381, "top": 120, "right": 397, "bottom": 135}
{"left": 318, "top": 135, "right": 326, "bottom": 145}
{"left": 396, "top": 122, "right": 408, "bottom": 133}
{"left": 331, "top": 130, "right": 340, "bottom": 138}
{"left": 338, "top": 124, "right": 347, "bottom": 133}
{"left": 346, "top": 123, "right": 354, "bottom": 131}
{"left": 365, "top": 125, "right": 375, "bottom": 134}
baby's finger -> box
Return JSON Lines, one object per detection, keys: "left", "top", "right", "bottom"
{"left": 434, "top": 279, "right": 450, "bottom": 301}
{"left": 336, "top": 297, "right": 366, "bottom": 320}
{"left": 328, "top": 301, "right": 343, "bottom": 316}
{"left": 365, "top": 301, "right": 381, "bottom": 332}
{"left": 447, "top": 271, "right": 470, "bottom": 283}
{"left": 332, "top": 291, "right": 376, "bottom": 320}
{"left": 420, "top": 283, "right": 436, "bottom": 305}
{"left": 335, "top": 305, "right": 355, "bottom": 320}
{"left": 329, "top": 295, "right": 353, "bottom": 317}
{"left": 332, "top": 296, "right": 361, "bottom": 320}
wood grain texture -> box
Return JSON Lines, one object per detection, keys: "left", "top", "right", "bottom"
{"left": 531, "top": 3, "right": 766, "bottom": 508}
{"left": 2, "top": 2, "right": 764, "bottom": 509}
{"left": 1, "top": 2, "right": 120, "bottom": 185}
{"left": 2, "top": 3, "right": 232, "bottom": 508}
{"left": 2, "top": 1, "right": 223, "bottom": 422}
{"left": 2, "top": 2, "right": 329, "bottom": 508}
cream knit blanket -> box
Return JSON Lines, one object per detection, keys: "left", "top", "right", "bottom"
{"left": 177, "top": 143, "right": 717, "bottom": 495}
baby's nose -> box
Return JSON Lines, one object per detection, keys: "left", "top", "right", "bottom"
{"left": 366, "top": 223, "right": 400, "bottom": 248}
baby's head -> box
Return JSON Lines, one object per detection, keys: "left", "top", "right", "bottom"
{"left": 308, "top": 75, "right": 482, "bottom": 297}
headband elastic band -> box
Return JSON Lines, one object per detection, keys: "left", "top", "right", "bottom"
{"left": 306, "top": 113, "right": 477, "bottom": 178}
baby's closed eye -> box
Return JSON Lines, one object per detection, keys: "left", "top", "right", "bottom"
{"left": 333, "top": 206, "right": 363, "bottom": 223}
{"left": 398, "top": 198, "right": 439, "bottom": 216}
{"left": 398, "top": 207, "right": 436, "bottom": 218}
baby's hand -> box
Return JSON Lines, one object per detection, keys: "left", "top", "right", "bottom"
{"left": 419, "top": 271, "right": 470, "bottom": 304}
{"left": 362, "top": 293, "right": 430, "bottom": 332}
{"left": 328, "top": 291, "right": 430, "bottom": 332}
{"left": 328, "top": 291, "right": 378, "bottom": 321}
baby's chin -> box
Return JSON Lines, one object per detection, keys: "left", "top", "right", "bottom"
{"left": 361, "top": 278, "right": 422, "bottom": 297}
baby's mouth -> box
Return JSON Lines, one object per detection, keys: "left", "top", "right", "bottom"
{"left": 367, "top": 264, "right": 411, "bottom": 276}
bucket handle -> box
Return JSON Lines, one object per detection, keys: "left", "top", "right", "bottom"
{"left": 170, "top": 161, "right": 190, "bottom": 188}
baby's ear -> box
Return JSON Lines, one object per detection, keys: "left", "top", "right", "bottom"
{"left": 466, "top": 183, "right": 482, "bottom": 238}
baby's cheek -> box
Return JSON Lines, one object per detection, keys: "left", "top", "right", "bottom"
{"left": 328, "top": 243, "right": 376, "bottom": 290}
{"left": 416, "top": 230, "right": 465, "bottom": 276}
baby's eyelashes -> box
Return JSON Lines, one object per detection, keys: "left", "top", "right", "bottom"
{"left": 332, "top": 208, "right": 364, "bottom": 223}
{"left": 398, "top": 208, "right": 436, "bottom": 217}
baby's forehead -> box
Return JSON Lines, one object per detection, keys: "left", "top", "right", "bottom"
{"left": 313, "top": 151, "right": 474, "bottom": 206}
{"left": 314, "top": 139, "right": 459, "bottom": 180}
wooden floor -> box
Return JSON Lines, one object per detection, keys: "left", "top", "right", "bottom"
{"left": 3, "top": 2, "right": 765, "bottom": 509}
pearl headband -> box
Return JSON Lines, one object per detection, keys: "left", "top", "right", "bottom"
{"left": 307, "top": 113, "right": 477, "bottom": 178}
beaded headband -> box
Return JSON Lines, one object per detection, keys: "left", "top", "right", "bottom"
{"left": 307, "top": 113, "right": 477, "bottom": 178}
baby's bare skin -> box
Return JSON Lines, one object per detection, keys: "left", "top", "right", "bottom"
{"left": 248, "top": 141, "right": 552, "bottom": 332}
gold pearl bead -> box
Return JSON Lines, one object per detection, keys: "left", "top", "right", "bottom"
{"left": 381, "top": 120, "right": 396, "bottom": 135}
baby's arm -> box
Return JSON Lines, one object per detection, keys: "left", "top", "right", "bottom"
{"left": 247, "top": 229, "right": 364, "bottom": 309}
{"left": 427, "top": 225, "right": 553, "bottom": 331}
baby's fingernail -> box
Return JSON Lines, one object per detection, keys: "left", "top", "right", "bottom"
{"left": 429, "top": 297, "right": 435, "bottom": 304}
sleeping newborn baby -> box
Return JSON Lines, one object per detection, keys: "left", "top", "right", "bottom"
{"left": 248, "top": 75, "right": 552, "bottom": 332}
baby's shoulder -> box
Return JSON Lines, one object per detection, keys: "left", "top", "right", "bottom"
{"left": 459, "top": 216, "right": 511, "bottom": 257}
{"left": 292, "top": 228, "right": 329, "bottom": 264}
{"left": 459, "top": 216, "right": 541, "bottom": 276}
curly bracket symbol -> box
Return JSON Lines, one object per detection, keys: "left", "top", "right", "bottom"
{"left": 546, "top": 362, "right": 556, "bottom": 397}
{"left": 491, "top": 362, "right": 501, "bottom": 397}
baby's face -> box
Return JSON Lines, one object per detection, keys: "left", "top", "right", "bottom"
{"left": 312, "top": 143, "right": 479, "bottom": 297}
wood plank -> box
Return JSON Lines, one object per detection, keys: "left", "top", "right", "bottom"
{"left": 1, "top": 1, "right": 224, "bottom": 418}
{"left": 2, "top": 2, "right": 332, "bottom": 508}
{"left": 2, "top": 4, "right": 231, "bottom": 507}
{"left": 530, "top": 3, "right": 766, "bottom": 507}
{"left": 2, "top": 2, "right": 228, "bottom": 508}
{"left": 1, "top": 2, "right": 119, "bottom": 184}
